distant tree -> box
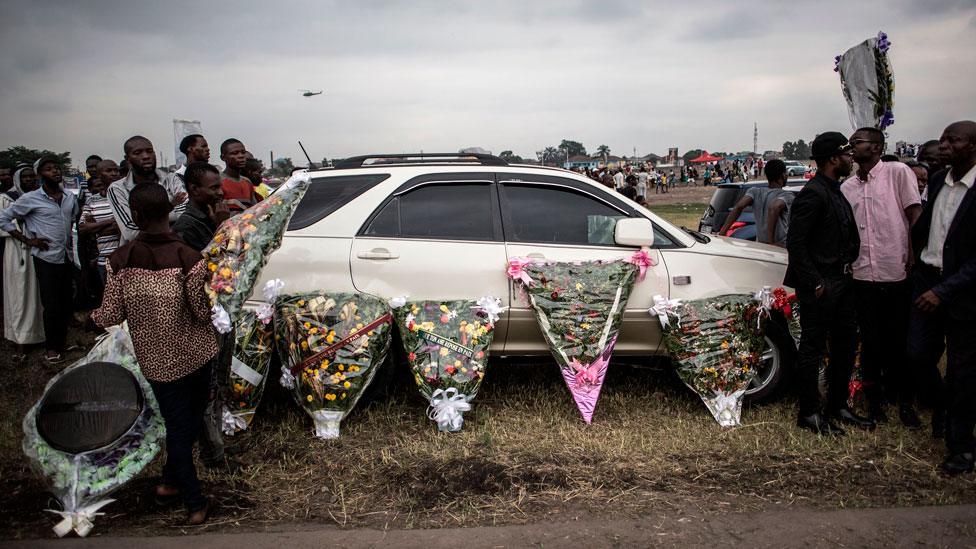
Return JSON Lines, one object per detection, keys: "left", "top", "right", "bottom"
{"left": 596, "top": 144, "right": 610, "bottom": 158}
{"left": 272, "top": 157, "right": 295, "bottom": 176}
{"left": 782, "top": 140, "right": 810, "bottom": 160}
{"left": 0, "top": 146, "right": 72, "bottom": 170}
{"left": 498, "top": 150, "right": 524, "bottom": 163}
{"left": 559, "top": 139, "right": 587, "bottom": 157}
{"left": 538, "top": 147, "right": 560, "bottom": 166}
{"left": 682, "top": 149, "right": 705, "bottom": 161}
{"left": 712, "top": 151, "right": 728, "bottom": 158}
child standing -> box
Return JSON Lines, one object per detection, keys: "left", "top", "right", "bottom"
{"left": 93, "top": 183, "right": 217, "bottom": 525}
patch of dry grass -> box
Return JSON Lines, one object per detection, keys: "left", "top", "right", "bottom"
{"left": 3, "top": 340, "right": 973, "bottom": 539}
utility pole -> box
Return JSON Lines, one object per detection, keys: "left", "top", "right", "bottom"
{"left": 753, "top": 122, "right": 758, "bottom": 154}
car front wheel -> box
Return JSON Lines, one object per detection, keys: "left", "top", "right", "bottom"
{"left": 744, "top": 319, "right": 796, "bottom": 402}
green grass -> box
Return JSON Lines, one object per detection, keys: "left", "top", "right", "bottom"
{"left": 647, "top": 203, "right": 706, "bottom": 229}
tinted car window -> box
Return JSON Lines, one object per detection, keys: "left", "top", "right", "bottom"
{"left": 365, "top": 183, "right": 494, "bottom": 241}
{"left": 503, "top": 183, "right": 627, "bottom": 246}
{"left": 289, "top": 174, "right": 390, "bottom": 230}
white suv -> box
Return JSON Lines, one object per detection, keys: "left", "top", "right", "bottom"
{"left": 254, "top": 154, "right": 795, "bottom": 399}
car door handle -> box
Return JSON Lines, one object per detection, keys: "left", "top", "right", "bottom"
{"left": 357, "top": 248, "right": 399, "bottom": 260}
{"left": 526, "top": 253, "right": 546, "bottom": 260}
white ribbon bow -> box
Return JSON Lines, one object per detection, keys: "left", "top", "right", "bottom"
{"left": 211, "top": 304, "right": 232, "bottom": 334}
{"left": 257, "top": 279, "right": 285, "bottom": 324}
{"left": 279, "top": 365, "right": 296, "bottom": 389}
{"left": 47, "top": 499, "right": 114, "bottom": 538}
{"left": 648, "top": 295, "right": 682, "bottom": 328}
{"left": 753, "top": 286, "right": 773, "bottom": 328}
{"left": 473, "top": 296, "right": 507, "bottom": 324}
{"left": 427, "top": 388, "right": 471, "bottom": 432}
{"left": 388, "top": 296, "right": 408, "bottom": 309}
{"left": 221, "top": 406, "right": 248, "bottom": 435}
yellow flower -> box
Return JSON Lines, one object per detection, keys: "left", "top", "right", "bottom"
{"left": 326, "top": 333, "right": 335, "bottom": 344}
{"left": 580, "top": 323, "right": 590, "bottom": 330}
{"left": 208, "top": 262, "right": 217, "bottom": 272}
{"left": 454, "top": 360, "right": 462, "bottom": 367}
{"left": 300, "top": 340, "right": 309, "bottom": 350}
{"left": 349, "top": 365, "right": 359, "bottom": 372}
{"left": 341, "top": 392, "right": 347, "bottom": 399}
{"left": 223, "top": 286, "right": 234, "bottom": 293}
{"left": 320, "top": 359, "right": 330, "bottom": 369}
{"left": 461, "top": 367, "right": 467, "bottom": 373}
{"left": 309, "top": 327, "right": 319, "bottom": 334}
{"left": 721, "top": 340, "right": 730, "bottom": 349}
{"left": 343, "top": 381, "right": 351, "bottom": 388}
{"left": 440, "top": 304, "right": 449, "bottom": 313}
{"left": 326, "top": 393, "right": 336, "bottom": 401}
{"left": 306, "top": 395, "right": 313, "bottom": 402}
{"left": 219, "top": 267, "right": 232, "bottom": 278}
{"left": 297, "top": 299, "right": 306, "bottom": 306}
{"left": 303, "top": 322, "right": 312, "bottom": 329}
{"left": 575, "top": 282, "right": 583, "bottom": 291}
{"left": 440, "top": 348, "right": 450, "bottom": 356}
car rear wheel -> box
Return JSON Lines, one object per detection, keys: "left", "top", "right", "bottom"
{"left": 744, "top": 319, "right": 795, "bottom": 402}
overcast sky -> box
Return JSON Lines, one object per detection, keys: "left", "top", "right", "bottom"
{"left": 1, "top": 0, "right": 974, "bottom": 168}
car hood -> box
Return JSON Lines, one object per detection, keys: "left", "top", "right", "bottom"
{"left": 689, "top": 234, "right": 787, "bottom": 265}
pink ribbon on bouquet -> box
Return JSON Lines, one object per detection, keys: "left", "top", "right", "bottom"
{"left": 570, "top": 356, "right": 607, "bottom": 387}
{"left": 628, "top": 248, "right": 655, "bottom": 281}
{"left": 506, "top": 257, "right": 535, "bottom": 287}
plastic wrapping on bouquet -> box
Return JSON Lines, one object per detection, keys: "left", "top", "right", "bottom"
{"left": 700, "top": 389, "right": 746, "bottom": 427}
{"left": 312, "top": 410, "right": 344, "bottom": 439}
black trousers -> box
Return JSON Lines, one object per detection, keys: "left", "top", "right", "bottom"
{"left": 907, "top": 264, "right": 976, "bottom": 455}
{"left": 796, "top": 275, "right": 858, "bottom": 417}
{"left": 853, "top": 279, "right": 912, "bottom": 406}
{"left": 148, "top": 363, "right": 211, "bottom": 512}
{"left": 32, "top": 257, "right": 74, "bottom": 352}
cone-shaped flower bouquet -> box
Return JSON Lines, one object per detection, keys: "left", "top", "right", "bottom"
{"left": 651, "top": 294, "right": 767, "bottom": 426}
{"left": 508, "top": 258, "right": 638, "bottom": 423}
{"left": 275, "top": 292, "right": 393, "bottom": 439}
{"left": 393, "top": 297, "right": 503, "bottom": 431}
{"left": 222, "top": 310, "right": 276, "bottom": 435}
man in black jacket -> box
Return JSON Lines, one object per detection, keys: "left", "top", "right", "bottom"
{"left": 785, "top": 132, "right": 875, "bottom": 435}
{"left": 907, "top": 120, "right": 976, "bottom": 474}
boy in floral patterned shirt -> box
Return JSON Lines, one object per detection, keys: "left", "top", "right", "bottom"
{"left": 93, "top": 183, "right": 217, "bottom": 525}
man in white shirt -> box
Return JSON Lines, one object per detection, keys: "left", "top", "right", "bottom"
{"left": 906, "top": 120, "right": 976, "bottom": 475}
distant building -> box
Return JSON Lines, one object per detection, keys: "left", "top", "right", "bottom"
{"left": 565, "top": 155, "right": 598, "bottom": 170}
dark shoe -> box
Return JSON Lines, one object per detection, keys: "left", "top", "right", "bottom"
{"left": 940, "top": 453, "right": 974, "bottom": 476}
{"left": 187, "top": 499, "right": 210, "bottom": 525}
{"left": 829, "top": 407, "right": 876, "bottom": 431}
{"left": 153, "top": 484, "right": 181, "bottom": 507}
{"left": 898, "top": 404, "right": 922, "bottom": 430}
{"left": 797, "top": 413, "right": 846, "bottom": 436}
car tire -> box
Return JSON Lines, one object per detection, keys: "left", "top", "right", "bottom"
{"left": 744, "top": 316, "right": 796, "bottom": 403}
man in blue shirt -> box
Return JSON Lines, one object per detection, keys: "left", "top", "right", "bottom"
{"left": 0, "top": 155, "right": 78, "bottom": 363}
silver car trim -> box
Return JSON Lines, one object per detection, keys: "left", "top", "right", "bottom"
{"left": 392, "top": 179, "right": 494, "bottom": 197}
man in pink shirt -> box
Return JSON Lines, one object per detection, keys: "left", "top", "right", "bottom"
{"left": 841, "top": 127, "right": 923, "bottom": 426}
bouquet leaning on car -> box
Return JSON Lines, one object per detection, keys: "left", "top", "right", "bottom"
{"left": 393, "top": 297, "right": 503, "bottom": 432}
{"left": 275, "top": 292, "right": 393, "bottom": 439}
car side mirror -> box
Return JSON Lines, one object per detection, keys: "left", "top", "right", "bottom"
{"left": 614, "top": 217, "right": 655, "bottom": 247}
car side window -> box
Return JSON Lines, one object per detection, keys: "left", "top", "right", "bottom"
{"left": 502, "top": 183, "right": 628, "bottom": 246}
{"left": 364, "top": 183, "right": 495, "bottom": 241}
{"left": 289, "top": 174, "right": 390, "bottom": 230}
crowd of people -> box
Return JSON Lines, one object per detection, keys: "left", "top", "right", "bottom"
{"left": 0, "top": 120, "right": 974, "bottom": 524}
{"left": 782, "top": 121, "right": 976, "bottom": 479}
{"left": 0, "top": 133, "right": 267, "bottom": 524}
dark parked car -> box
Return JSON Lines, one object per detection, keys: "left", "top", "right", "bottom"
{"left": 698, "top": 179, "right": 806, "bottom": 240}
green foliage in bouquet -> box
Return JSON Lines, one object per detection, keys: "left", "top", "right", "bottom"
{"left": 661, "top": 295, "right": 766, "bottom": 397}
{"left": 223, "top": 311, "right": 276, "bottom": 434}
{"left": 520, "top": 260, "right": 638, "bottom": 366}
{"left": 204, "top": 178, "right": 309, "bottom": 329}
{"left": 275, "top": 292, "right": 392, "bottom": 438}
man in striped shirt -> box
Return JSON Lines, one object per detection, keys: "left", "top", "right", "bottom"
{"left": 80, "top": 159, "right": 121, "bottom": 282}
{"left": 107, "top": 136, "right": 187, "bottom": 244}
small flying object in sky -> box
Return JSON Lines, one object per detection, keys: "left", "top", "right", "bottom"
{"left": 300, "top": 89, "right": 323, "bottom": 97}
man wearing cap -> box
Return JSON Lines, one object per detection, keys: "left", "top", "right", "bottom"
{"left": 785, "top": 132, "right": 872, "bottom": 435}
{"left": 841, "top": 127, "right": 922, "bottom": 427}
{"left": 907, "top": 120, "right": 976, "bottom": 474}
{"left": 0, "top": 156, "right": 79, "bottom": 363}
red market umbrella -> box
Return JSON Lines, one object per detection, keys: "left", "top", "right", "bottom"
{"left": 689, "top": 152, "right": 724, "bottom": 163}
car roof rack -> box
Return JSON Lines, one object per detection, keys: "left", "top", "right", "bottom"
{"left": 332, "top": 153, "right": 508, "bottom": 169}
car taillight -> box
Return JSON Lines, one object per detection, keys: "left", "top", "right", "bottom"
{"left": 724, "top": 221, "right": 746, "bottom": 236}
